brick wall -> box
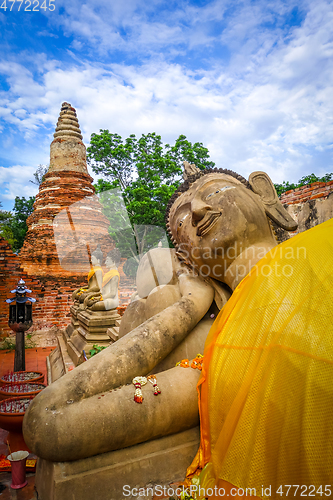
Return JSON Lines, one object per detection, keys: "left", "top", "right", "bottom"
{"left": 0, "top": 237, "right": 86, "bottom": 335}
{"left": 279, "top": 181, "right": 333, "bottom": 235}
{"left": 0, "top": 238, "right": 136, "bottom": 336}
{"left": 280, "top": 181, "right": 333, "bottom": 205}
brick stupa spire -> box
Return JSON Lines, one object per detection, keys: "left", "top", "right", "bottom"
{"left": 19, "top": 102, "right": 113, "bottom": 277}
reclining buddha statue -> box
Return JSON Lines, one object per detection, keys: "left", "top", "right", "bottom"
{"left": 23, "top": 164, "right": 333, "bottom": 498}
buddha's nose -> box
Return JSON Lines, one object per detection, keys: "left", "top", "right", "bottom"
{"left": 191, "top": 197, "right": 211, "bottom": 226}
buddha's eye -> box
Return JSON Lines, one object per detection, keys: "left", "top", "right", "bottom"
{"left": 206, "top": 186, "right": 235, "bottom": 200}
{"left": 177, "top": 214, "right": 188, "bottom": 230}
{"left": 206, "top": 189, "right": 221, "bottom": 199}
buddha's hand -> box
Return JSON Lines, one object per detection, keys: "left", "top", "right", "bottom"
{"left": 83, "top": 293, "right": 102, "bottom": 309}
{"left": 72, "top": 286, "right": 87, "bottom": 301}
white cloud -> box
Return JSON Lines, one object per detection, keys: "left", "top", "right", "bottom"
{"left": 0, "top": 165, "right": 39, "bottom": 202}
{"left": 37, "top": 30, "right": 59, "bottom": 38}
{"left": 0, "top": 0, "right": 332, "bottom": 205}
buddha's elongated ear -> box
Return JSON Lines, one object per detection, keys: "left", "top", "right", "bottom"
{"left": 249, "top": 171, "right": 298, "bottom": 231}
{"left": 183, "top": 161, "right": 200, "bottom": 180}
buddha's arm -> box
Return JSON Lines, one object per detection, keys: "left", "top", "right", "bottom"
{"left": 86, "top": 270, "right": 103, "bottom": 292}
{"left": 24, "top": 366, "right": 201, "bottom": 462}
{"left": 77, "top": 271, "right": 104, "bottom": 303}
{"left": 102, "top": 275, "right": 119, "bottom": 299}
{"left": 23, "top": 273, "right": 214, "bottom": 460}
{"left": 82, "top": 291, "right": 102, "bottom": 308}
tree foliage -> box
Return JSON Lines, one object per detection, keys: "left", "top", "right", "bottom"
{"left": 0, "top": 197, "right": 34, "bottom": 252}
{"left": 274, "top": 173, "right": 333, "bottom": 197}
{"left": 0, "top": 202, "right": 16, "bottom": 248}
{"left": 11, "top": 196, "right": 35, "bottom": 252}
{"left": 88, "top": 131, "right": 215, "bottom": 264}
{"left": 29, "top": 164, "right": 49, "bottom": 186}
{"left": 2, "top": 164, "right": 47, "bottom": 251}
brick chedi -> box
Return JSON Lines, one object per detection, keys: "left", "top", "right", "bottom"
{"left": 0, "top": 102, "right": 135, "bottom": 336}
{"left": 20, "top": 102, "right": 113, "bottom": 277}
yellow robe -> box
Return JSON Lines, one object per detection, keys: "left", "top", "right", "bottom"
{"left": 99, "top": 270, "right": 120, "bottom": 301}
{"left": 102, "top": 269, "right": 120, "bottom": 287}
{"left": 189, "top": 218, "right": 333, "bottom": 499}
{"left": 77, "top": 266, "right": 103, "bottom": 294}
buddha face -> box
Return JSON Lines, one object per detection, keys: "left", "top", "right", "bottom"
{"left": 169, "top": 173, "right": 273, "bottom": 280}
{"left": 105, "top": 255, "right": 116, "bottom": 269}
{"left": 91, "top": 255, "right": 100, "bottom": 267}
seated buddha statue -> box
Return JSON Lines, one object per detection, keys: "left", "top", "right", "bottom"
{"left": 71, "top": 245, "right": 103, "bottom": 305}
{"left": 83, "top": 248, "right": 121, "bottom": 311}
{"left": 24, "top": 166, "right": 304, "bottom": 471}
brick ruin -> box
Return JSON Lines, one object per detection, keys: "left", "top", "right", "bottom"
{"left": 1, "top": 103, "right": 135, "bottom": 336}
{"left": 280, "top": 181, "right": 333, "bottom": 233}
{"left": 19, "top": 102, "right": 114, "bottom": 276}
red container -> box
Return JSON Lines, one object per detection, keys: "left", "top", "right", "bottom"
{"left": 0, "top": 396, "right": 34, "bottom": 433}
{"left": 7, "top": 451, "right": 29, "bottom": 489}
{"left": 0, "top": 383, "right": 46, "bottom": 401}
{"left": 0, "top": 371, "right": 44, "bottom": 386}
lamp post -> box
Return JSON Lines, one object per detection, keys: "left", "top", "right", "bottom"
{"left": 5, "top": 279, "right": 36, "bottom": 372}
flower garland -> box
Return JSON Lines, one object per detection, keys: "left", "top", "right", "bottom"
{"left": 147, "top": 375, "right": 161, "bottom": 396}
{"left": 132, "top": 376, "right": 147, "bottom": 404}
{"left": 176, "top": 354, "right": 203, "bottom": 371}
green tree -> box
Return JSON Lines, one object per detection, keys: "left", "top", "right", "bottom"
{"left": 0, "top": 202, "right": 16, "bottom": 248}
{"left": 274, "top": 173, "right": 333, "bottom": 197}
{"left": 29, "top": 164, "right": 48, "bottom": 186}
{"left": 89, "top": 132, "right": 215, "bottom": 265}
{"left": 0, "top": 164, "right": 46, "bottom": 251}
{"left": 9, "top": 196, "right": 35, "bottom": 252}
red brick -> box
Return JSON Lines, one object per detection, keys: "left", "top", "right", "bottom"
{"left": 310, "top": 193, "right": 326, "bottom": 200}
{"left": 310, "top": 181, "right": 326, "bottom": 188}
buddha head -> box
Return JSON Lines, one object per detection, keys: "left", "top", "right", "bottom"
{"left": 91, "top": 244, "right": 103, "bottom": 267}
{"left": 105, "top": 248, "right": 121, "bottom": 269}
{"left": 166, "top": 164, "right": 297, "bottom": 286}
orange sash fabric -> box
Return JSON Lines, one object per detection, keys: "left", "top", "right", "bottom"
{"left": 102, "top": 269, "right": 120, "bottom": 287}
{"left": 87, "top": 266, "right": 102, "bottom": 282}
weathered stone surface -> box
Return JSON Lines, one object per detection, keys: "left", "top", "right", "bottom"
{"left": 283, "top": 193, "right": 333, "bottom": 234}
{"left": 23, "top": 275, "right": 213, "bottom": 461}
{"left": 35, "top": 427, "right": 200, "bottom": 500}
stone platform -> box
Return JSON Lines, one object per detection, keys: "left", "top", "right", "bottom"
{"left": 47, "top": 306, "right": 122, "bottom": 383}
{"left": 35, "top": 427, "right": 200, "bottom": 500}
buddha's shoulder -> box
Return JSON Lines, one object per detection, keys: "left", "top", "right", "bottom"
{"left": 136, "top": 248, "right": 183, "bottom": 299}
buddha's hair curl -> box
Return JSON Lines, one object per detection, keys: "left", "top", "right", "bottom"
{"left": 165, "top": 167, "right": 252, "bottom": 245}
{"left": 106, "top": 248, "right": 121, "bottom": 266}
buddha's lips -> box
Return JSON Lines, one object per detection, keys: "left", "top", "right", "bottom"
{"left": 196, "top": 211, "right": 221, "bottom": 236}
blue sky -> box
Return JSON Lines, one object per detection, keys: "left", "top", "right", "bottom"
{"left": 0, "top": 0, "right": 333, "bottom": 210}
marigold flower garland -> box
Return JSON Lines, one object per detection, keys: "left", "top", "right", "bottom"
{"left": 176, "top": 354, "right": 203, "bottom": 371}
